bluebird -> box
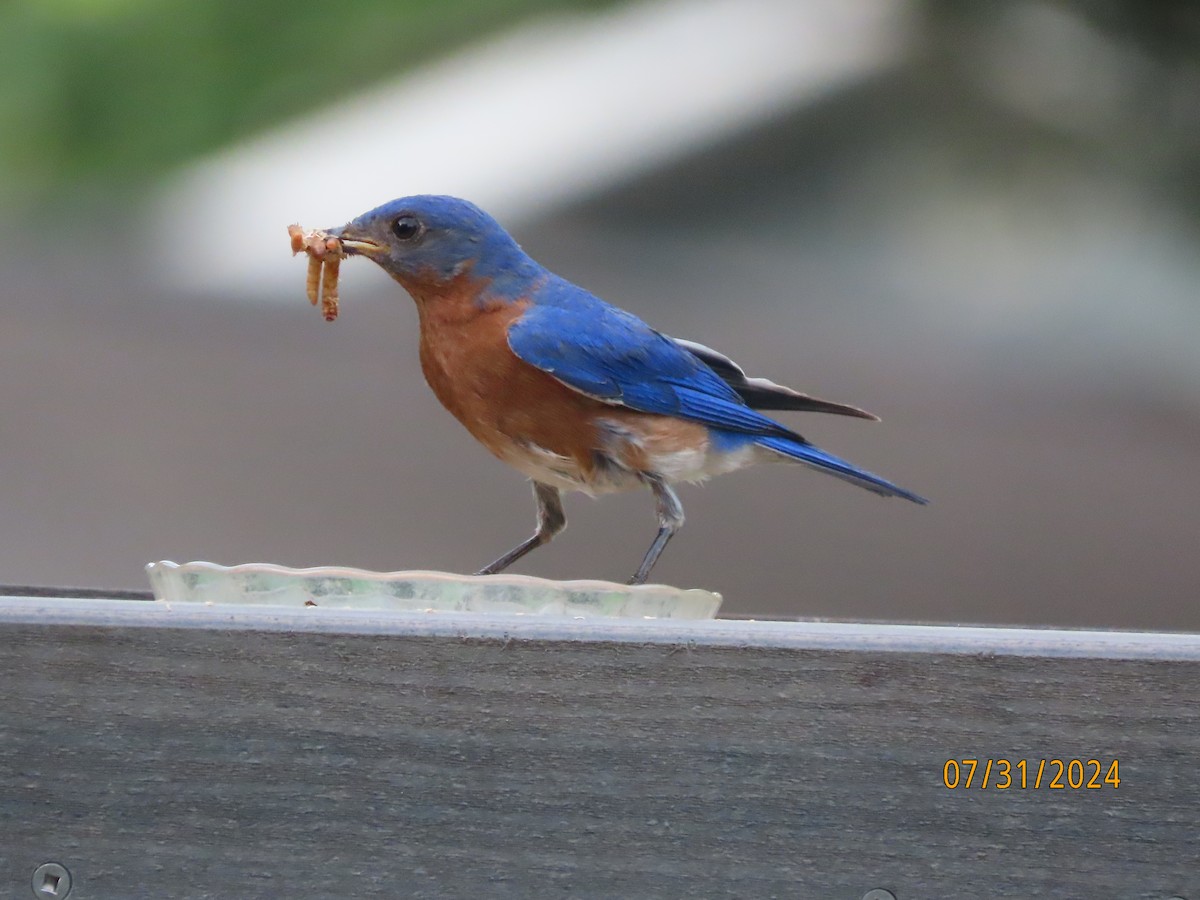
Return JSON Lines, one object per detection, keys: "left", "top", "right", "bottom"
{"left": 328, "top": 195, "right": 926, "bottom": 584}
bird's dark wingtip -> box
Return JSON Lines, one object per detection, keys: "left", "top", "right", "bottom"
{"left": 900, "top": 490, "right": 930, "bottom": 505}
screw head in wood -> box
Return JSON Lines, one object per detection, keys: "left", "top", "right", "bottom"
{"left": 861, "top": 891, "right": 896, "bottom": 900}
{"left": 31, "top": 863, "right": 71, "bottom": 898}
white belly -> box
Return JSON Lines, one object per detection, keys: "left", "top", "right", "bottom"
{"left": 500, "top": 428, "right": 765, "bottom": 496}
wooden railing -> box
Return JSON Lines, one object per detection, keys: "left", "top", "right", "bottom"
{"left": 2, "top": 592, "right": 1198, "bottom": 899}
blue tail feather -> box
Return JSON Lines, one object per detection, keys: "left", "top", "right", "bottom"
{"left": 756, "top": 436, "right": 928, "bottom": 505}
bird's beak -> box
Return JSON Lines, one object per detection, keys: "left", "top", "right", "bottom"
{"left": 327, "top": 225, "right": 384, "bottom": 257}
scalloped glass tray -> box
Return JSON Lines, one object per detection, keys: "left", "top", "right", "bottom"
{"left": 145, "top": 561, "right": 722, "bottom": 620}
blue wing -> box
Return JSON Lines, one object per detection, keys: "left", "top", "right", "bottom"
{"left": 508, "top": 279, "right": 927, "bottom": 504}
{"left": 508, "top": 280, "right": 799, "bottom": 440}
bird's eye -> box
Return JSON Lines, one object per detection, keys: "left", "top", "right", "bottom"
{"left": 392, "top": 215, "right": 421, "bottom": 241}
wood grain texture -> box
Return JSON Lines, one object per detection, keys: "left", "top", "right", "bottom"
{"left": 1, "top": 598, "right": 1198, "bottom": 899}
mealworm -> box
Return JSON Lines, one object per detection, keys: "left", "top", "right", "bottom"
{"left": 290, "top": 224, "right": 345, "bottom": 321}
{"left": 287, "top": 223, "right": 306, "bottom": 254}
{"left": 321, "top": 256, "right": 340, "bottom": 322}
{"left": 306, "top": 255, "right": 322, "bottom": 306}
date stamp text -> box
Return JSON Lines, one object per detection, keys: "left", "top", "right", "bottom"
{"left": 941, "top": 758, "right": 1120, "bottom": 789}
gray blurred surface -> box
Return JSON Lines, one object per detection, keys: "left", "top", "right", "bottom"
{"left": 3, "top": 10, "right": 1199, "bottom": 628}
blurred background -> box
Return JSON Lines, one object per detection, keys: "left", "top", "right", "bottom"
{"left": 2, "top": 0, "right": 1198, "bottom": 627}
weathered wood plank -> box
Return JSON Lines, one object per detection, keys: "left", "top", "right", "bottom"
{"left": 1, "top": 596, "right": 1197, "bottom": 899}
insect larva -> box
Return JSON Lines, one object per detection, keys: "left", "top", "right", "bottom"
{"left": 321, "top": 256, "right": 340, "bottom": 322}
{"left": 289, "top": 224, "right": 346, "bottom": 322}
{"left": 306, "top": 255, "right": 322, "bottom": 306}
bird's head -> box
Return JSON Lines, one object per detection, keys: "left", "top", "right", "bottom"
{"left": 329, "top": 195, "right": 544, "bottom": 302}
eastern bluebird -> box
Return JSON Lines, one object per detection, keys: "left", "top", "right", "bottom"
{"left": 328, "top": 195, "right": 926, "bottom": 584}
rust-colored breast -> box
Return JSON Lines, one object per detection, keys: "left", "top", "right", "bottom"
{"left": 408, "top": 275, "right": 609, "bottom": 477}
{"left": 399, "top": 271, "right": 717, "bottom": 491}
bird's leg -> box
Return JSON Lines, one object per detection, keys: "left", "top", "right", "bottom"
{"left": 628, "top": 474, "right": 685, "bottom": 585}
{"left": 475, "top": 482, "right": 565, "bottom": 576}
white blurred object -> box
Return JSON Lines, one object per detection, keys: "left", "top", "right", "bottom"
{"left": 151, "top": 0, "right": 911, "bottom": 298}
{"left": 145, "top": 560, "right": 722, "bottom": 619}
